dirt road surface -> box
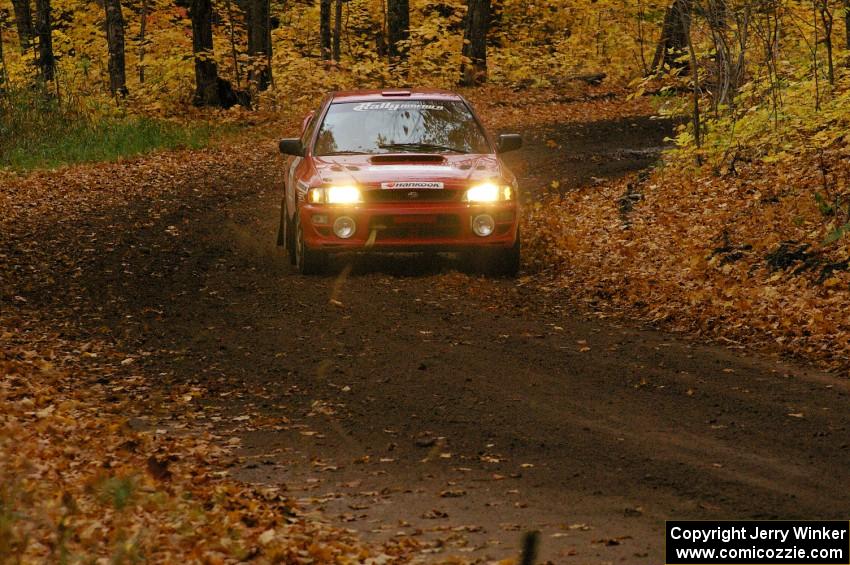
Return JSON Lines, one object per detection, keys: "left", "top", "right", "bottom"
{"left": 9, "top": 114, "right": 850, "bottom": 563}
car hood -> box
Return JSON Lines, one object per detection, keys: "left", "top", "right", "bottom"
{"left": 312, "top": 154, "right": 504, "bottom": 189}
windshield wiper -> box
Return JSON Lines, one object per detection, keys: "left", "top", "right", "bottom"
{"left": 320, "top": 150, "right": 370, "bottom": 156}
{"left": 378, "top": 142, "right": 468, "bottom": 154}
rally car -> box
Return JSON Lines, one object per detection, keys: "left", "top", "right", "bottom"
{"left": 276, "top": 88, "right": 523, "bottom": 275}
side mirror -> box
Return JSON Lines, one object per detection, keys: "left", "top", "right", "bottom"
{"left": 279, "top": 138, "right": 304, "bottom": 157}
{"left": 497, "top": 134, "right": 523, "bottom": 153}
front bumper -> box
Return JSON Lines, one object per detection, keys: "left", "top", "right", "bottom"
{"left": 299, "top": 201, "right": 519, "bottom": 252}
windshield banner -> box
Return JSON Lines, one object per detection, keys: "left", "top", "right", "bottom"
{"left": 353, "top": 102, "right": 446, "bottom": 112}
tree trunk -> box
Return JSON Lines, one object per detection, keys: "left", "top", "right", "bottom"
{"left": 651, "top": 0, "right": 692, "bottom": 73}
{"left": 818, "top": 0, "right": 834, "bottom": 86}
{"left": 332, "top": 0, "right": 342, "bottom": 61}
{"left": 0, "top": 22, "right": 6, "bottom": 86}
{"left": 104, "top": 0, "right": 128, "bottom": 96}
{"left": 460, "top": 0, "right": 489, "bottom": 86}
{"left": 34, "top": 0, "right": 54, "bottom": 82}
{"left": 190, "top": 0, "right": 220, "bottom": 106}
{"left": 138, "top": 0, "right": 147, "bottom": 82}
{"left": 387, "top": 0, "right": 409, "bottom": 66}
{"left": 320, "top": 0, "right": 331, "bottom": 60}
{"left": 844, "top": 0, "right": 850, "bottom": 49}
{"left": 225, "top": 0, "right": 240, "bottom": 87}
{"left": 11, "top": 0, "right": 35, "bottom": 51}
{"left": 246, "top": 0, "right": 271, "bottom": 89}
{"left": 680, "top": 1, "right": 700, "bottom": 152}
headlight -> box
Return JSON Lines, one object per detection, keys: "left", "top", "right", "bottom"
{"left": 307, "top": 185, "right": 363, "bottom": 205}
{"left": 465, "top": 182, "right": 514, "bottom": 203}
{"left": 327, "top": 185, "right": 362, "bottom": 204}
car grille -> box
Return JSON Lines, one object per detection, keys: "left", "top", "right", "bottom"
{"left": 369, "top": 215, "right": 461, "bottom": 240}
{"left": 364, "top": 189, "right": 461, "bottom": 203}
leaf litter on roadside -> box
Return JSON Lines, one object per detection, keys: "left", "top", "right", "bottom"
{"left": 0, "top": 126, "right": 431, "bottom": 561}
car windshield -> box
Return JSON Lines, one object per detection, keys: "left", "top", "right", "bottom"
{"left": 313, "top": 100, "right": 491, "bottom": 156}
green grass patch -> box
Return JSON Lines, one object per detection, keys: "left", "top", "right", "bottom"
{"left": 0, "top": 91, "right": 218, "bottom": 171}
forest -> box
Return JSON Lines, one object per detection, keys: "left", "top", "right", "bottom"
{"left": 4, "top": 0, "right": 850, "bottom": 563}
{"left": 1, "top": 0, "right": 849, "bottom": 173}
{"left": 0, "top": 0, "right": 645, "bottom": 110}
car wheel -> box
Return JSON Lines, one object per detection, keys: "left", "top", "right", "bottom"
{"left": 467, "top": 233, "right": 521, "bottom": 277}
{"left": 495, "top": 232, "right": 521, "bottom": 278}
{"left": 294, "top": 211, "right": 327, "bottom": 275}
{"left": 421, "top": 250, "right": 439, "bottom": 269}
{"left": 284, "top": 200, "right": 297, "bottom": 265}
{"left": 276, "top": 197, "right": 287, "bottom": 247}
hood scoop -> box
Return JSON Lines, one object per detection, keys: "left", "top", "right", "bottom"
{"left": 370, "top": 154, "right": 445, "bottom": 165}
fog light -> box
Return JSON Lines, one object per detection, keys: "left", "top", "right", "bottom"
{"left": 333, "top": 216, "right": 356, "bottom": 239}
{"left": 472, "top": 214, "right": 496, "bottom": 237}
{"left": 312, "top": 214, "right": 329, "bottom": 225}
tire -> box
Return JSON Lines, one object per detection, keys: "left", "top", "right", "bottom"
{"left": 284, "top": 200, "right": 296, "bottom": 265}
{"left": 495, "top": 232, "right": 522, "bottom": 278}
{"left": 467, "top": 232, "right": 521, "bottom": 277}
{"left": 421, "top": 250, "right": 439, "bottom": 269}
{"left": 276, "top": 197, "right": 287, "bottom": 247}
{"left": 277, "top": 197, "right": 297, "bottom": 265}
{"left": 294, "top": 211, "right": 327, "bottom": 275}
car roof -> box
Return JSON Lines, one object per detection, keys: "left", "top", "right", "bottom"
{"left": 330, "top": 88, "right": 465, "bottom": 103}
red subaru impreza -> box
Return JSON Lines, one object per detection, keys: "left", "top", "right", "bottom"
{"left": 276, "top": 89, "right": 523, "bottom": 275}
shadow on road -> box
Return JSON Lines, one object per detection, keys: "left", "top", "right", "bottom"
{"left": 327, "top": 252, "right": 457, "bottom": 277}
